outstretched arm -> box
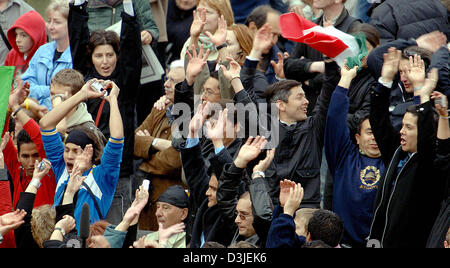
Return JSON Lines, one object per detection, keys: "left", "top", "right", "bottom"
{"left": 325, "top": 63, "right": 359, "bottom": 175}
{"left": 39, "top": 80, "right": 106, "bottom": 131}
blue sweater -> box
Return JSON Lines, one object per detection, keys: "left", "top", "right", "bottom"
{"left": 325, "top": 86, "right": 385, "bottom": 246}
{"left": 266, "top": 205, "right": 306, "bottom": 248}
{"left": 41, "top": 128, "right": 123, "bottom": 233}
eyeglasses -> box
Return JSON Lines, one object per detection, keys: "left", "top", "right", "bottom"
{"left": 202, "top": 89, "right": 220, "bottom": 97}
{"left": 236, "top": 212, "right": 251, "bottom": 221}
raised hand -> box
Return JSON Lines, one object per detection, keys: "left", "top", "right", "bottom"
{"left": 283, "top": 183, "right": 304, "bottom": 216}
{"left": 188, "top": 101, "right": 210, "bottom": 138}
{"left": 340, "top": 61, "right": 359, "bottom": 79}
{"left": 279, "top": 179, "right": 296, "bottom": 207}
{"left": 0, "top": 209, "right": 26, "bottom": 234}
{"left": 205, "top": 15, "right": 227, "bottom": 47}
{"left": 158, "top": 222, "right": 185, "bottom": 246}
{"left": 9, "top": 78, "right": 30, "bottom": 108}
{"left": 381, "top": 47, "right": 402, "bottom": 83}
{"left": 80, "top": 79, "right": 109, "bottom": 100}
{"left": 54, "top": 215, "right": 76, "bottom": 236}
{"left": 338, "top": 60, "right": 359, "bottom": 89}
{"left": 234, "top": 136, "right": 267, "bottom": 168}
{"left": 32, "top": 158, "right": 52, "bottom": 181}
{"left": 271, "top": 52, "right": 288, "bottom": 79}
{"left": 0, "top": 132, "right": 9, "bottom": 168}
{"left": 253, "top": 148, "right": 275, "bottom": 174}
{"left": 220, "top": 57, "right": 241, "bottom": 82}
{"left": 103, "top": 80, "right": 120, "bottom": 102}
{"left": 73, "top": 144, "right": 94, "bottom": 174}
{"left": 205, "top": 109, "right": 226, "bottom": 147}
{"left": 186, "top": 44, "right": 211, "bottom": 85}
{"left": 153, "top": 95, "right": 171, "bottom": 111}
{"left": 0, "top": 132, "right": 9, "bottom": 152}
{"left": 66, "top": 161, "right": 87, "bottom": 195}
{"left": 415, "top": 68, "right": 438, "bottom": 99}
{"left": 403, "top": 54, "right": 425, "bottom": 89}
{"left": 131, "top": 185, "right": 149, "bottom": 213}
{"left": 190, "top": 8, "right": 206, "bottom": 38}
{"left": 289, "top": 5, "right": 305, "bottom": 17}
{"left": 249, "top": 23, "right": 273, "bottom": 59}
{"left": 431, "top": 91, "right": 448, "bottom": 116}
{"left": 416, "top": 31, "right": 447, "bottom": 53}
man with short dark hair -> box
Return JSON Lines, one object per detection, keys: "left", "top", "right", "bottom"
{"left": 308, "top": 209, "right": 344, "bottom": 247}
{"left": 245, "top": 5, "right": 282, "bottom": 85}
{"left": 325, "top": 63, "right": 384, "bottom": 248}
{"left": 367, "top": 47, "right": 448, "bottom": 248}
{"left": 263, "top": 60, "right": 340, "bottom": 208}
{"left": 2, "top": 80, "right": 56, "bottom": 209}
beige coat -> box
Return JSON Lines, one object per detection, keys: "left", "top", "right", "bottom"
{"left": 149, "top": 0, "right": 168, "bottom": 42}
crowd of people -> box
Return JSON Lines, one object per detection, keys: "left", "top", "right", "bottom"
{"left": 0, "top": 0, "right": 448, "bottom": 249}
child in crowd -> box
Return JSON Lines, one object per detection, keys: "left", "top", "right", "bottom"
{"left": 4, "top": 10, "right": 47, "bottom": 80}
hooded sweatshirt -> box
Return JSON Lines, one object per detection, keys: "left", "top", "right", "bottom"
{"left": 4, "top": 10, "right": 47, "bottom": 78}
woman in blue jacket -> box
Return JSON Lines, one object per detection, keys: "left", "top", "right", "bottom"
{"left": 21, "top": 0, "right": 73, "bottom": 110}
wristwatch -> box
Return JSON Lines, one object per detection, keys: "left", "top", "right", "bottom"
{"left": 216, "top": 43, "right": 228, "bottom": 51}
{"left": 54, "top": 227, "right": 66, "bottom": 236}
{"left": 252, "top": 171, "right": 265, "bottom": 179}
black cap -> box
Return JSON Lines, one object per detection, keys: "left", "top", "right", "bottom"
{"left": 157, "top": 185, "right": 189, "bottom": 208}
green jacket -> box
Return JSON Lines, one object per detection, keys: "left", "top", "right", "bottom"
{"left": 87, "top": 0, "right": 159, "bottom": 42}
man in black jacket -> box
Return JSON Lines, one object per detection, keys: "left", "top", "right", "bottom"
{"left": 367, "top": 47, "right": 448, "bottom": 248}
{"left": 216, "top": 136, "right": 274, "bottom": 248}
{"left": 263, "top": 60, "right": 340, "bottom": 208}
{"left": 179, "top": 101, "right": 245, "bottom": 248}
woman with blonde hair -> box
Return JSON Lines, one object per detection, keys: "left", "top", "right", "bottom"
{"left": 181, "top": 0, "right": 234, "bottom": 61}
{"left": 21, "top": 0, "right": 72, "bottom": 110}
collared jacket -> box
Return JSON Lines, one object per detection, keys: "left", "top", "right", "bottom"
{"left": 264, "top": 61, "right": 340, "bottom": 208}
{"left": 216, "top": 162, "right": 273, "bottom": 248}
{"left": 41, "top": 127, "right": 124, "bottom": 233}
{"left": 367, "top": 83, "right": 448, "bottom": 248}
{"left": 180, "top": 140, "right": 235, "bottom": 248}
{"left": 21, "top": 41, "right": 72, "bottom": 110}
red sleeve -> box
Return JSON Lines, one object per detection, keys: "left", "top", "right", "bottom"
{"left": 23, "top": 119, "right": 56, "bottom": 207}
{"left": 23, "top": 119, "right": 47, "bottom": 159}
{"left": 0, "top": 180, "right": 16, "bottom": 248}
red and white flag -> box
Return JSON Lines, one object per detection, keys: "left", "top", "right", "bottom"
{"left": 279, "top": 12, "right": 360, "bottom": 67}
